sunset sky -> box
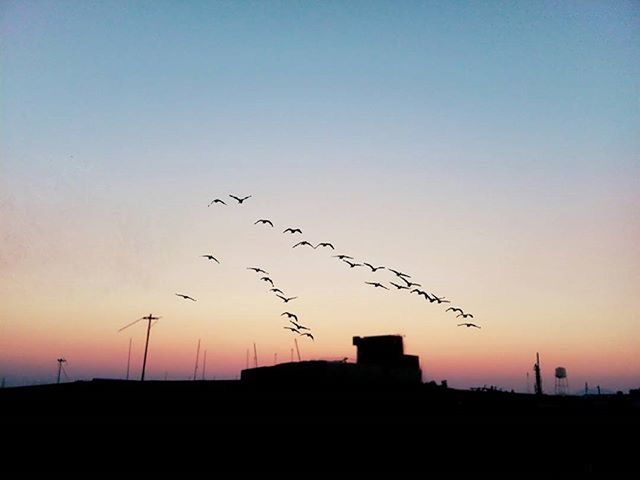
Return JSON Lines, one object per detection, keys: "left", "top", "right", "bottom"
{"left": 1, "top": 1, "right": 638, "bottom": 392}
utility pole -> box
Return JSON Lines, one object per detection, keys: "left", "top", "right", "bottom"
{"left": 126, "top": 338, "right": 132, "bottom": 380}
{"left": 533, "top": 352, "right": 543, "bottom": 395}
{"left": 294, "top": 338, "right": 301, "bottom": 362}
{"left": 202, "top": 350, "right": 207, "bottom": 380}
{"left": 253, "top": 343, "right": 258, "bottom": 368}
{"left": 193, "top": 339, "right": 201, "bottom": 381}
{"left": 118, "top": 313, "right": 161, "bottom": 382}
{"left": 56, "top": 358, "right": 67, "bottom": 384}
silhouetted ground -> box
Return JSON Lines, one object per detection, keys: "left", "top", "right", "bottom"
{"left": 1, "top": 380, "right": 637, "bottom": 471}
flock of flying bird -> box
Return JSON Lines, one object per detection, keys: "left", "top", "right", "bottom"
{"left": 174, "top": 193, "right": 481, "bottom": 345}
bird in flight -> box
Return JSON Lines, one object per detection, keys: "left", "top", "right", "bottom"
{"left": 363, "top": 263, "right": 385, "bottom": 272}
{"left": 281, "top": 312, "right": 298, "bottom": 321}
{"left": 175, "top": 293, "right": 197, "bottom": 302}
{"left": 229, "top": 194, "right": 252, "bottom": 204}
{"left": 208, "top": 198, "right": 226, "bottom": 207}
{"left": 457, "top": 313, "right": 474, "bottom": 319}
{"left": 283, "top": 326, "right": 300, "bottom": 333}
{"left": 260, "top": 277, "right": 274, "bottom": 286}
{"left": 202, "top": 255, "right": 220, "bottom": 263}
{"left": 431, "top": 294, "right": 450, "bottom": 304}
{"left": 388, "top": 268, "right": 411, "bottom": 278}
{"left": 293, "top": 241, "right": 314, "bottom": 248}
{"left": 343, "top": 260, "right": 363, "bottom": 268}
{"left": 390, "top": 282, "right": 410, "bottom": 290}
{"left": 299, "top": 332, "right": 314, "bottom": 341}
{"left": 247, "top": 267, "right": 268, "bottom": 274}
{"left": 270, "top": 288, "right": 285, "bottom": 295}
{"left": 446, "top": 307, "right": 464, "bottom": 314}
{"left": 365, "top": 282, "right": 389, "bottom": 290}
{"left": 402, "top": 279, "right": 422, "bottom": 288}
{"left": 255, "top": 219, "right": 274, "bottom": 227}
{"left": 411, "top": 289, "right": 431, "bottom": 300}
{"left": 315, "top": 242, "right": 335, "bottom": 250}
{"left": 283, "top": 228, "right": 302, "bottom": 234}
{"left": 290, "top": 321, "right": 310, "bottom": 331}
{"left": 276, "top": 294, "right": 297, "bottom": 303}
{"left": 333, "top": 254, "right": 353, "bottom": 260}
{"left": 458, "top": 323, "right": 481, "bottom": 329}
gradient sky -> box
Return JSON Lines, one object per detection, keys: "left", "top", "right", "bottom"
{"left": 1, "top": 1, "right": 638, "bottom": 392}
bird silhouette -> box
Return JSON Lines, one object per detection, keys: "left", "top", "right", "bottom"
{"left": 457, "top": 323, "right": 481, "bottom": 329}
{"left": 229, "top": 194, "right": 252, "bottom": 204}
{"left": 363, "top": 263, "right": 385, "bottom": 272}
{"left": 365, "top": 281, "right": 389, "bottom": 290}
{"left": 255, "top": 219, "right": 274, "bottom": 227}
{"left": 283, "top": 326, "right": 300, "bottom": 333}
{"left": 315, "top": 242, "right": 335, "bottom": 250}
{"left": 333, "top": 254, "right": 353, "bottom": 260}
{"left": 283, "top": 228, "right": 302, "bottom": 234}
{"left": 293, "top": 241, "right": 314, "bottom": 248}
{"left": 390, "top": 282, "right": 410, "bottom": 290}
{"left": 202, "top": 255, "right": 220, "bottom": 263}
{"left": 281, "top": 312, "right": 298, "bottom": 321}
{"left": 431, "top": 294, "right": 450, "bottom": 304}
{"left": 446, "top": 307, "right": 464, "bottom": 314}
{"left": 247, "top": 267, "right": 269, "bottom": 274}
{"left": 175, "top": 293, "right": 197, "bottom": 302}
{"left": 411, "top": 289, "right": 431, "bottom": 300}
{"left": 343, "top": 260, "right": 363, "bottom": 268}
{"left": 388, "top": 268, "right": 411, "bottom": 278}
{"left": 290, "top": 321, "right": 310, "bottom": 331}
{"left": 457, "top": 313, "right": 474, "bottom": 319}
{"left": 208, "top": 198, "right": 226, "bottom": 207}
{"left": 276, "top": 295, "right": 297, "bottom": 303}
{"left": 299, "top": 332, "right": 314, "bottom": 340}
{"left": 402, "top": 278, "right": 422, "bottom": 288}
{"left": 270, "top": 288, "right": 285, "bottom": 295}
{"left": 260, "top": 277, "right": 274, "bottom": 286}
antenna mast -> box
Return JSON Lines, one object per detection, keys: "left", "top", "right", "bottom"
{"left": 202, "top": 349, "right": 207, "bottom": 380}
{"left": 193, "top": 339, "right": 201, "bottom": 381}
{"left": 253, "top": 342, "right": 258, "bottom": 368}
{"left": 294, "top": 338, "right": 301, "bottom": 362}
{"left": 56, "top": 358, "right": 67, "bottom": 384}
{"left": 533, "top": 352, "right": 543, "bottom": 395}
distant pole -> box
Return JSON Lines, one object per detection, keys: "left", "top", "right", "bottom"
{"left": 533, "top": 352, "right": 543, "bottom": 395}
{"left": 202, "top": 350, "right": 207, "bottom": 380}
{"left": 56, "top": 358, "right": 67, "bottom": 384}
{"left": 526, "top": 372, "right": 530, "bottom": 394}
{"left": 597, "top": 385, "right": 601, "bottom": 395}
{"left": 193, "top": 339, "right": 201, "bottom": 381}
{"left": 294, "top": 338, "right": 301, "bottom": 362}
{"left": 585, "top": 382, "right": 588, "bottom": 395}
{"left": 253, "top": 343, "right": 258, "bottom": 368}
{"left": 126, "top": 338, "right": 132, "bottom": 380}
{"left": 140, "top": 316, "right": 155, "bottom": 381}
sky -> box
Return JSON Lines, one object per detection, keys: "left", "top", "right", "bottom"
{"left": 1, "top": 1, "right": 638, "bottom": 392}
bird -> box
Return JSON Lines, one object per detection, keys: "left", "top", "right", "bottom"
{"left": 402, "top": 278, "right": 422, "bottom": 288}
{"left": 247, "top": 267, "right": 269, "bottom": 274}
{"left": 315, "top": 242, "right": 335, "bottom": 250}
{"left": 175, "top": 293, "right": 196, "bottom": 302}
{"left": 208, "top": 198, "right": 226, "bottom": 207}
{"left": 260, "top": 277, "right": 274, "bottom": 286}
{"left": 283, "top": 228, "right": 302, "bottom": 234}
{"left": 446, "top": 307, "right": 464, "bottom": 314}
{"left": 457, "top": 323, "right": 481, "bottom": 329}
{"left": 202, "top": 255, "right": 220, "bottom": 263}
{"left": 281, "top": 312, "right": 298, "bottom": 321}
{"left": 255, "top": 219, "right": 274, "bottom": 227}
{"left": 388, "top": 268, "right": 411, "bottom": 278}
{"left": 363, "top": 263, "right": 385, "bottom": 272}
{"left": 229, "top": 194, "right": 252, "bottom": 204}
{"left": 270, "top": 288, "right": 285, "bottom": 295}
{"left": 411, "top": 289, "right": 431, "bottom": 300}
{"left": 276, "top": 294, "right": 297, "bottom": 303}
{"left": 365, "top": 282, "right": 389, "bottom": 290}
{"left": 343, "top": 260, "right": 363, "bottom": 268}
{"left": 431, "top": 294, "right": 450, "bottom": 304}
{"left": 293, "top": 241, "right": 314, "bottom": 248}
{"left": 390, "top": 282, "right": 410, "bottom": 290}
{"left": 333, "top": 254, "right": 353, "bottom": 260}
{"left": 283, "top": 326, "right": 300, "bottom": 333}
{"left": 299, "top": 332, "right": 314, "bottom": 340}
{"left": 457, "top": 313, "right": 474, "bottom": 319}
{"left": 290, "top": 321, "right": 310, "bottom": 331}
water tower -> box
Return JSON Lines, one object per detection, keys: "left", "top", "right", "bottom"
{"left": 555, "top": 367, "right": 569, "bottom": 395}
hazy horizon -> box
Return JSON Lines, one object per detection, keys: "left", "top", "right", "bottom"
{"left": 1, "top": 1, "right": 638, "bottom": 392}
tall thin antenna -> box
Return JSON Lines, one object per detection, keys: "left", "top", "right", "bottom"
{"left": 533, "top": 352, "right": 543, "bottom": 395}
{"left": 294, "top": 338, "right": 301, "bottom": 362}
{"left": 56, "top": 358, "right": 67, "bottom": 384}
{"left": 193, "top": 339, "right": 201, "bottom": 381}
{"left": 126, "top": 338, "right": 132, "bottom": 380}
{"left": 253, "top": 342, "right": 258, "bottom": 368}
{"left": 118, "top": 313, "right": 160, "bottom": 381}
{"left": 202, "top": 350, "right": 207, "bottom": 380}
